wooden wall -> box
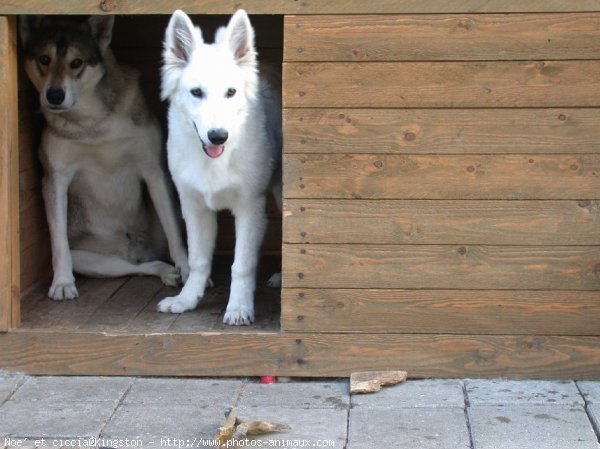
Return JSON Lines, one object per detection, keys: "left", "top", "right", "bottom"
{"left": 4, "top": 2, "right": 600, "bottom": 377}
{"left": 281, "top": 14, "right": 600, "bottom": 344}
{"left": 0, "top": 16, "right": 20, "bottom": 330}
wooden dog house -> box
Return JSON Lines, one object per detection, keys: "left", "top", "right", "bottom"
{"left": 1, "top": 0, "right": 600, "bottom": 379}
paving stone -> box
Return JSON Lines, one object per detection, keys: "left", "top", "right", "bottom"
{"left": 587, "top": 405, "right": 600, "bottom": 437}
{"left": 469, "top": 405, "right": 599, "bottom": 449}
{"left": 0, "top": 400, "right": 115, "bottom": 437}
{"left": 238, "top": 381, "right": 349, "bottom": 409}
{"left": 351, "top": 379, "right": 464, "bottom": 409}
{"left": 101, "top": 403, "right": 226, "bottom": 447}
{"left": 123, "top": 378, "right": 243, "bottom": 407}
{"left": 578, "top": 382, "right": 600, "bottom": 404}
{"left": 347, "top": 406, "right": 469, "bottom": 449}
{"left": 237, "top": 405, "right": 348, "bottom": 449}
{"left": 9, "top": 376, "right": 132, "bottom": 405}
{"left": 0, "top": 373, "right": 25, "bottom": 405}
{"left": 466, "top": 379, "right": 583, "bottom": 406}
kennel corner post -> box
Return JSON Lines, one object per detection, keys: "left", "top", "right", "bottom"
{"left": 0, "top": 15, "right": 21, "bottom": 331}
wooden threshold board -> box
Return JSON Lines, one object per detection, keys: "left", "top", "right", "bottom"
{"left": 1, "top": 331, "right": 599, "bottom": 379}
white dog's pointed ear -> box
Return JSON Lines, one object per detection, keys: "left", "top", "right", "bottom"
{"left": 165, "top": 10, "right": 200, "bottom": 66}
{"left": 89, "top": 15, "right": 115, "bottom": 51}
{"left": 161, "top": 10, "right": 203, "bottom": 100}
{"left": 224, "top": 9, "right": 255, "bottom": 65}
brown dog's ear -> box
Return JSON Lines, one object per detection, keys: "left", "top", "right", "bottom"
{"left": 19, "top": 15, "right": 42, "bottom": 46}
{"left": 88, "top": 15, "right": 115, "bottom": 52}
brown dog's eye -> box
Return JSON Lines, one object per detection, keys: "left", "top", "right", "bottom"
{"left": 226, "top": 88, "right": 236, "bottom": 98}
{"left": 38, "top": 55, "right": 51, "bottom": 66}
{"left": 70, "top": 58, "right": 83, "bottom": 69}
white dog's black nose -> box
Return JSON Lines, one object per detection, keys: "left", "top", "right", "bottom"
{"left": 46, "top": 87, "right": 66, "bottom": 106}
{"left": 207, "top": 128, "right": 228, "bottom": 145}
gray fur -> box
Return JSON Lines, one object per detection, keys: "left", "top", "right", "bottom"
{"left": 21, "top": 15, "right": 189, "bottom": 300}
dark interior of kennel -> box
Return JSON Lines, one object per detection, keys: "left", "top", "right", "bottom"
{"left": 18, "top": 15, "right": 284, "bottom": 333}
{"left": 4, "top": 2, "right": 600, "bottom": 379}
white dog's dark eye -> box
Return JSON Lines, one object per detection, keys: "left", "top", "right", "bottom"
{"left": 226, "top": 88, "right": 236, "bottom": 98}
{"left": 70, "top": 58, "right": 83, "bottom": 69}
{"left": 38, "top": 55, "right": 51, "bottom": 66}
{"left": 190, "top": 88, "right": 204, "bottom": 98}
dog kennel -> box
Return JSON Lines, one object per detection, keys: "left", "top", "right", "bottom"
{"left": 1, "top": 0, "right": 600, "bottom": 379}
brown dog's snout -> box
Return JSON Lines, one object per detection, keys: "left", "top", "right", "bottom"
{"left": 46, "top": 87, "right": 66, "bottom": 106}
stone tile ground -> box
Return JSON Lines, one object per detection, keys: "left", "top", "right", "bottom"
{"left": 0, "top": 372, "right": 599, "bottom": 449}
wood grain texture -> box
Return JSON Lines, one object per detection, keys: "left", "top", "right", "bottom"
{"left": 4, "top": 0, "right": 600, "bottom": 14}
{"left": 282, "top": 244, "right": 600, "bottom": 290}
{"left": 83, "top": 276, "right": 164, "bottom": 331}
{"left": 0, "top": 16, "right": 11, "bottom": 331}
{"left": 18, "top": 256, "right": 281, "bottom": 332}
{"left": 0, "top": 16, "right": 19, "bottom": 331}
{"left": 1, "top": 331, "right": 599, "bottom": 379}
{"left": 283, "top": 108, "right": 600, "bottom": 155}
{"left": 284, "top": 154, "right": 600, "bottom": 200}
{"left": 282, "top": 289, "right": 600, "bottom": 335}
{"left": 285, "top": 14, "right": 600, "bottom": 61}
{"left": 19, "top": 242, "right": 51, "bottom": 295}
{"left": 18, "top": 164, "right": 50, "bottom": 292}
{"left": 283, "top": 199, "right": 600, "bottom": 245}
{"left": 283, "top": 61, "right": 600, "bottom": 108}
{"left": 19, "top": 277, "right": 126, "bottom": 331}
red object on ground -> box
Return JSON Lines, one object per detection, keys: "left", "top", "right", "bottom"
{"left": 260, "top": 376, "right": 277, "bottom": 384}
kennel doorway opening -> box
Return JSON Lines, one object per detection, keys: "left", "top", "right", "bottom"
{"left": 16, "top": 14, "right": 284, "bottom": 335}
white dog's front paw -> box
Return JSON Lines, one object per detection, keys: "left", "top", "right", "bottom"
{"left": 157, "top": 295, "right": 198, "bottom": 314}
{"left": 267, "top": 272, "right": 281, "bottom": 288}
{"left": 48, "top": 280, "right": 79, "bottom": 300}
{"left": 160, "top": 265, "right": 182, "bottom": 287}
{"left": 223, "top": 304, "right": 255, "bottom": 326}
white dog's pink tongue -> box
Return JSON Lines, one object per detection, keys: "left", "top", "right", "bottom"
{"left": 205, "top": 144, "right": 224, "bottom": 158}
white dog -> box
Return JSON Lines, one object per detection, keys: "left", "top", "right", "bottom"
{"left": 158, "top": 10, "right": 282, "bottom": 325}
{"left": 20, "top": 15, "right": 189, "bottom": 300}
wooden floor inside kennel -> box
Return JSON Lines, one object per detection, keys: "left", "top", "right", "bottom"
{"left": 18, "top": 257, "right": 281, "bottom": 335}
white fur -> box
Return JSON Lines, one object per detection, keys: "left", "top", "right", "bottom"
{"left": 21, "top": 16, "right": 189, "bottom": 300}
{"left": 158, "top": 10, "right": 281, "bottom": 325}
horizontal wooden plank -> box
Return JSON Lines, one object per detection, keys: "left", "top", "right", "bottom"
{"left": 283, "top": 108, "right": 600, "bottom": 154}
{"left": 284, "top": 154, "right": 600, "bottom": 200}
{"left": 282, "top": 244, "right": 600, "bottom": 290}
{"left": 283, "top": 199, "right": 600, "bottom": 245}
{"left": 1, "top": 331, "right": 599, "bottom": 379}
{"left": 5, "top": 1, "right": 600, "bottom": 14}
{"left": 283, "top": 61, "right": 600, "bottom": 108}
{"left": 285, "top": 14, "right": 600, "bottom": 62}
{"left": 282, "top": 289, "right": 600, "bottom": 335}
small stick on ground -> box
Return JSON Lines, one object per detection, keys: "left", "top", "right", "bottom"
{"left": 216, "top": 407, "right": 291, "bottom": 447}
{"left": 216, "top": 407, "right": 238, "bottom": 447}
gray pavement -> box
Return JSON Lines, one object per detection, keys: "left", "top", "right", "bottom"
{"left": 0, "top": 372, "right": 599, "bottom": 448}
